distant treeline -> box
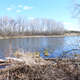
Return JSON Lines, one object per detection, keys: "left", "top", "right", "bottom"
{"left": 0, "top": 16, "right": 65, "bottom": 37}
{"left": 65, "top": 30, "right": 80, "bottom": 33}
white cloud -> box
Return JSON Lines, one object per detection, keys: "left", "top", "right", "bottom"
{"left": 16, "top": 10, "right": 22, "bottom": 12}
{"left": 23, "top": 6, "right": 34, "bottom": 10}
{"left": 11, "top": 5, "right": 14, "bottom": 7}
{"left": 7, "top": 5, "right": 15, "bottom": 11}
{"left": 11, "top": 5, "right": 16, "bottom": 9}
{"left": 6, "top": 5, "right": 33, "bottom": 12}
{"left": 6, "top": 7, "right": 12, "bottom": 11}
{"left": 18, "top": 5, "right": 22, "bottom": 7}
{"left": 24, "top": 6, "right": 29, "bottom": 9}
{"left": 29, "top": 7, "right": 33, "bottom": 9}
{"left": 29, "top": 18, "right": 34, "bottom": 20}
{"left": 62, "top": 22, "right": 72, "bottom": 25}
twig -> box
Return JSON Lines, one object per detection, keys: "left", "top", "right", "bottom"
{"left": 59, "top": 49, "right": 80, "bottom": 58}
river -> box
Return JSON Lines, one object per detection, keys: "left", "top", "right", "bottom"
{"left": 0, "top": 36, "right": 80, "bottom": 59}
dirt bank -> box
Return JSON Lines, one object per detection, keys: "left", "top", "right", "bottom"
{"left": 0, "top": 33, "right": 80, "bottom": 39}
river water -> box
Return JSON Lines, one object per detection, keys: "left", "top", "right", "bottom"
{"left": 0, "top": 36, "right": 80, "bottom": 59}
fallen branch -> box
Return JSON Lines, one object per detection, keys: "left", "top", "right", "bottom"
{"left": 0, "top": 62, "right": 26, "bottom": 74}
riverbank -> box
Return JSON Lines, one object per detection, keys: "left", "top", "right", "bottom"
{"left": 0, "top": 48, "right": 80, "bottom": 79}
{"left": 0, "top": 33, "right": 79, "bottom": 39}
{"left": 0, "top": 55, "right": 80, "bottom": 80}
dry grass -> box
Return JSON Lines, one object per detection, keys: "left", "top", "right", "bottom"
{"left": 0, "top": 33, "right": 79, "bottom": 39}
{"left": 0, "top": 49, "right": 80, "bottom": 80}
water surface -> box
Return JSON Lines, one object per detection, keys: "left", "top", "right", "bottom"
{"left": 0, "top": 36, "right": 80, "bottom": 59}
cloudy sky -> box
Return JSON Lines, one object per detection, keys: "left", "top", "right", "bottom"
{"left": 0, "top": 0, "right": 79, "bottom": 30}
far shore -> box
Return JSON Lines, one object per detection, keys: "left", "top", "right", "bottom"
{"left": 0, "top": 33, "right": 80, "bottom": 39}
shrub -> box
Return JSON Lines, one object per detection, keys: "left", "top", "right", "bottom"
{"left": 14, "top": 51, "right": 22, "bottom": 58}
{"left": 44, "top": 51, "right": 49, "bottom": 56}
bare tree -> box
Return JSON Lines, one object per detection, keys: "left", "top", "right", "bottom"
{"left": 22, "top": 18, "right": 29, "bottom": 33}
{"left": 3, "top": 16, "right": 9, "bottom": 31}
{"left": 69, "top": 0, "right": 80, "bottom": 31}
{"left": 17, "top": 16, "right": 23, "bottom": 34}
{"left": 45, "top": 19, "right": 51, "bottom": 35}
{"left": 8, "top": 18, "right": 15, "bottom": 32}
{"left": 13, "top": 21, "right": 17, "bottom": 32}
{"left": 0, "top": 16, "right": 65, "bottom": 36}
{"left": 30, "top": 21, "right": 35, "bottom": 35}
{"left": 0, "top": 17, "right": 3, "bottom": 30}
{"left": 50, "top": 20, "right": 56, "bottom": 34}
{"left": 70, "top": 0, "right": 80, "bottom": 19}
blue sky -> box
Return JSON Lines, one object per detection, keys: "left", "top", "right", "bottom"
{"left": 0, "top": 0, "right": 79, "bottom": 30}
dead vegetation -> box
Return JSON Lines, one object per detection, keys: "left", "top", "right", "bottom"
{"left": 0, "top": 43, "right": 80, "bottom": 80}
{"left": 0, "top": 50, "right": 80, "bottom": 80}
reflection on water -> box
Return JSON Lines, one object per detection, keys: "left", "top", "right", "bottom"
{"left": 0, "top": 36, "right": 80, "bottom": 58}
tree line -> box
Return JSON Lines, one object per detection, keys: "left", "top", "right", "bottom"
{"left": 0, "top": 16, "right": 65, "bottom": 37}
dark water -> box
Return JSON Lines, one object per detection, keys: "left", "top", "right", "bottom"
{"left": 0, "top": 36, "right": 80, "bottom": 59}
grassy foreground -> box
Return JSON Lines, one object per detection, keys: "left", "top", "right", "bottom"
{"left": 0, "top": 50, "right": 80, "bottom": 80}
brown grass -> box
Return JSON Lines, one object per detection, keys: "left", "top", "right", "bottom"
{"left": 0, "top": 52, "right": 80, "bottom": 80}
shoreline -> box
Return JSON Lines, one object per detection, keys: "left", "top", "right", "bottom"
{"left": 0, "top": 33, "right": 79, "bottom": 39}
{"left": 0, "top": 55, "right": 80, "bottom": 79}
